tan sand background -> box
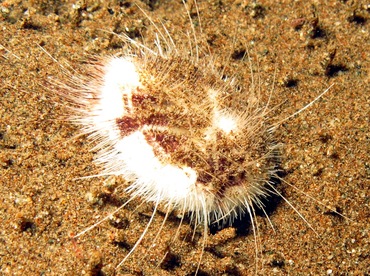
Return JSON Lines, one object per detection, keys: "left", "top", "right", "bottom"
{"left": 0, "top": 0, "right": 369, "bottom": 275}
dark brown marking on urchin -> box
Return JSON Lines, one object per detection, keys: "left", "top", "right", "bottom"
{"left": 197, "top": 171, "right": 213, "bottom": 185}
{"left": 116, "top": 117, "right": 141, "bottom": 136}
{"left": 143, "top": 130, "right": 184, "bottom": 155}
{"left": 115, "top": 85, "right": 169, "bottom": 137}
{"left": 121, "top": 94, "right": 131, "bottom": 110}
{"left": 116, "top": 113, "right": 170, "bottom": 137}
{"left": 145, "top": 114, "right": 169, "bottom": 126}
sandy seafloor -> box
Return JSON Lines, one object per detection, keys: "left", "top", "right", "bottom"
{"left": 0, "top": 0, "right": 369, "bottom": 275}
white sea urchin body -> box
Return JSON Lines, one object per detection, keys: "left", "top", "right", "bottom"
{"left": 70, "top": 41, "right": 278, "bottom": 226}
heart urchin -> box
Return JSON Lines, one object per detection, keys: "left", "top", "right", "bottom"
{"left": 58, "top": 16, "right": 306, "bottom": 272}
{"left": 66, "top": 44, "right": 279, "bottom": 227}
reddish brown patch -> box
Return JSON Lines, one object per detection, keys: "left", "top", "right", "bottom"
{"left": 198, "top": 171, "right": 213, "bottom": 185}
{"left": 116, "top": 117, "right": 141, "bottom": 136}
{"left": 143, "top": 131, "right": 181, "bottom": 154}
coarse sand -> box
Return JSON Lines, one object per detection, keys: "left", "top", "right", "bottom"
{"left": 0, "top": 0, "right": 369, "bottom": 275}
